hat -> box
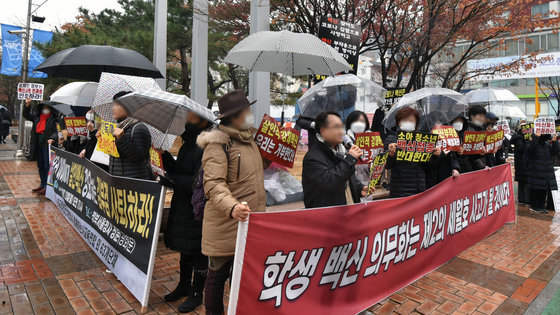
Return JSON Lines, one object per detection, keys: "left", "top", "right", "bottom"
{"left": 217, "top": 90, "right": 256, "bottom": 119}
{"left": 486, "top": 111, "right": 499, "bottom": 121}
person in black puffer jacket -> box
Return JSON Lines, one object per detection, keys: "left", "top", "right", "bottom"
{"left": 526, "top": 133, "right": 559, "bottom": 213}
{"left": 106, "top": 91, "right": 153, "bottom": 180}
{"left": 510, "top": 127, "right": 528, "bottom": 204}
{"left": 23, "top": 98, "right": 60, "bottom": 194}
{"left": 158, "top": 111, "right": 212, "bottom": 312}
{"left": 460, "top": 105, "right": 488, "bottom": 172}
{"left": 385, "top": 107, "right": 441, "bottom": 198}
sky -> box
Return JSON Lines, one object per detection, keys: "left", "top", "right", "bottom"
{"left": 0, "top": 0, "right": 122, "bottom": 31}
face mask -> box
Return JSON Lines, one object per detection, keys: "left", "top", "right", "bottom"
{"left": 452, "top": 122, "right": 463, "bottom": 131}
{"left": 400, "top": 121, "right": 415, "bottom": 132}
{"left": 241, "top": 112, "right": 254, "bottom": 129}
{"left": 473, "top": 119, "right": 483, "bottom": 127}
{"left": 350, "top": 121, "right": 366, "bottom": 134}
{"left": 86, "top": 113, "right": 94, "bottom": 121}
{"left": 42, "top": 108, "right": 51, "bottom": 115}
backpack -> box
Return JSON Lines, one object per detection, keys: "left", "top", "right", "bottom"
{"left": 191, "top": 143, "right": 230, "bottom": 221}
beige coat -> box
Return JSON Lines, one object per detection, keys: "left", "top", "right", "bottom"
{"left": 197, "top": 125, "right": 266, "bottom": 257}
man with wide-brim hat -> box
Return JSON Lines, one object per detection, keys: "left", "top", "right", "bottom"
{"left": 196, "top": 90, "right": 266, "bottom": 314}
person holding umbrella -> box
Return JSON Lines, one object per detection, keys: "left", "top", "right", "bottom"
{"left": 461, "top": 105, "right": 488, "bottom": 172}
{"left": 157, "top": 110, "right": 212, "bottom": 312}
{"left": 100, "top": 91, "right": 153, "bottom": 180}
{"left": 196, "top": 90, "right": 267, "bottom": 315}
{"left": 23, "top": 98, "right": 61, "bottom": 195}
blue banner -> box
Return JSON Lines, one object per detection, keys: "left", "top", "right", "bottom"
{"left": 1, "top": 24, "right": 23, "bottom": 76}
{"left": 28, "top": 29, "right": 53, "bottom": 78}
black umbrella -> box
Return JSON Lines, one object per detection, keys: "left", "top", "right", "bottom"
{"left": 35, "top": 45, "right": 163, "bottom": 81}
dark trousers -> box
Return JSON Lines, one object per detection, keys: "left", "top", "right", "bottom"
{"left": 177, "top": 252, "right": 207, "bottom": 295}
{"left": 529, "top": 189, "right": 547, "bottom": 210}
{"left": 36, "top": 145, "right": 49, "bottom": 187}
{"left": 204, "top": 258, "right": 233, "bottom": 315}
{"left": 518, "top": 181, "right": 528, "bottom": 203}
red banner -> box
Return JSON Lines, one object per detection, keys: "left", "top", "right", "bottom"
{"left": 485, "top": 130, "right": 505, "bottom": 154}
{"left": 462, "top": 131, "right": 487, "bottom": 155}
{"left": 228, "top": 164, "right": 515, "bottom": 314}
{"left": 255, "top": 114, "right": 300, "bottom": 168}
{"left": 355, "top": 132, "right": 384, "bottom": 164}
{"left": 431, "top": 126, "right": 460, "bottom": 152}
{"left": 64, "top": 117, "right": 88, "bottom": 136}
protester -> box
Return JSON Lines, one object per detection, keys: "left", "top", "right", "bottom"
{"left": 23, "top": 98, "right": 60, "bottom": 195}
{"left": 485, "top": 112, "right": 507, "bottom": 167}
{"left": 384, "top": 107, "right": 441, "bottom": 198}
{"left": 302, "top": 111, "right": 370, "bottom": 208}
{"left": 197, "top": 90, "right": 266, "bottom": 315}
{"left": 156, "top": 111, "right": 212, "bottom": 312}
{"left": 460, "top": 105, "right": 488, "bottom": 172}
{"left": 101, "top": 91, "right": 153, "bottom": 180}
{"left": 510, "top": 126, "right": 529, "bottom": 205}
{"left": 0, "top": 107, "right": 12, "bottom": 143}
{"left": 345, "top": 110, "right": 370, "bottom": 141}
{"left": 418, "top": 111, "right": 461, "bottom": 188}
{"left": 526, "top": 132, "right": 559, "bottom": 213}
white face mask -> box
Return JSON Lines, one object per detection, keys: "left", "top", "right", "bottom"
{"left": 42, "top": 108, "right": 51, "bottom": 115}
{"left": 399, "top": 121, "right": 415, "bottom": 132}
{"left": 452, "top": 122, "right": 463, "bottom": 131}
{"left": 241, "top": 112, "right": 254, "bottom": 129}
{"left": 350, "top": 121, "right": 366, "bottom": 134}
{"left": 86, "top": 113, "right": 95, "bottom": 121}
{"left": 472, "top": 119, "right": 484, "bottom": 127}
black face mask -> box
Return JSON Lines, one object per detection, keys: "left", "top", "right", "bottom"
{"left": 181, "top": 123, "right": 201, "bottom": 141}
{"left": 540, "top": 134, "right": 552, "bottom": 142}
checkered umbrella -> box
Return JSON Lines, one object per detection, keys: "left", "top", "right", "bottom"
{"left": 92, "top": 72, "right": 176, "bottom": 150}
{"left": 115, "top": 88, "right": 216, "bottom": 136}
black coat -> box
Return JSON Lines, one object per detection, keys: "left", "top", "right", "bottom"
{"left": 84, "top": 129, "right": 98, "bottom": 159}
{"left": 460, "top": 121, "right": 486, "bottom": 172}
{"left": 0, "top": 108, "right": 11, "bottom": 138}
{"left": 510, "top": 133, "right": 528, "bottom": 182}
{"left": 162, "top": 128, "right": 204, "bottom": 254}
{"left": 526, "top": 135, "right": 559, "bottom": 191}
{"left": 384, "top": 132, "right": 431, "bottom": 198}
{"left": 302, "top": 140, "right": 363, "bottom": 208}
{"left": 22, "top": 105, "right": 59, "bottom": 158}
{"left": 109, "top": 121, "right": 153, "bottom": 180}
{"left": 486, "top": 137, "right": 508, "bottom": 167}
{"left": 426, "top": 151, "right": 460, "bottom": 188}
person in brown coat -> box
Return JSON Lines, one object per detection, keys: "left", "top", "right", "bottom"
{"left": 197, "top": 90, "right": 266, "bottom": 315}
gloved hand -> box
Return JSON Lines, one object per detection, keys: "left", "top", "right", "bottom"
{"left": 158, "top": 176, "right": 175, "bottom": 188}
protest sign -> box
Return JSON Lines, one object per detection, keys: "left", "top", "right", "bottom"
{"left": 534, "top": 117, "right": 556, "bottom": 135}
{"left": 431, "top": 126, "right": 460, "bottom": 152}
{"left": 367, "top": 153, "right": 388, "bottom": 191}
{"left": 316, "top": 16, "right": 361, "bottom": 81}
{"left": 255, "top": 114, "right": 300, "bottom": 168}
{"left": 556, "top": 124, "right": 560, "bottom": 136}
{"left": 64, "top": 117, "right": 88, "bottom": 136}
{"left": 496, "top": 120, "right": 510, "bottom": 135}
{"left": 355, "top": 132, "right": 384, "bottom": 164}
{"left": 520, "top": 123, "right": 534, "bottom": 140}
{"left": 552, "top": 168, "right": 560, "bottom": 212}
{"left": 485, "top": 130, "right": 505, "bottom": 154}
{"left": 395, "top": 131, "right": 438, "bottom": 162}
{"left": 97, "top": 120, "right": 119, "bottom": 158}
{"left": 462, "top": 131, "right": 487, "bottom": 155}
{"left": 17, "top": 82, "right": 44, "bottom": 100}
{"left": 149, "top": 146, "right": 164, "bottom": 176}
{"left": 228, "top": 164, "right": 515, "bottom": 314}
{"left": 46, "top": 147, "right": 165, "bottom": 308}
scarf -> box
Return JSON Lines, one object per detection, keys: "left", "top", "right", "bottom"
{"left": 117, "top": 117, "right": 139, "bottom": 130}
{"left": 36, "top": 113, "right": 51, "bottom": 134}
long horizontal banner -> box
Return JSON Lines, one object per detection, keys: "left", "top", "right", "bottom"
{"left": 46, "top": 146, "right": 165, "bottom": 307}
{"left": 228, "top": 164, "right": 515, "bottom": 314}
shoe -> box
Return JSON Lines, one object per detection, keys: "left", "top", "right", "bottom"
{"left": 530, "top": 208, "right": 540, "bottom": 212}
{"left": 32, "top": 186, "right": 44, "bottom": 192}
{"left": 37, "top": 188, "right": 46, "bottom": 195}
{"left": 164, "top": 286, "right": 189, "bottom": 302}
{"left": 540, "top": 209, "right": 549, "bottom": 214}
{"left": 178, "top": 292, "right": 203, "bottom": 313}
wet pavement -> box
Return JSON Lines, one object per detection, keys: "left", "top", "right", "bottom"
{"left": 1, "top": 140, "right": 559, "bottom": 314}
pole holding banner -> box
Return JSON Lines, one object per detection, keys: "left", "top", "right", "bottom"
{"left": 141, "top": 185, "right": 167, "bottom": 313}
{"left": 16, "top": 0, "right": 33, "bottom": 157}
{"left": 535, "top": 77, "right": 540, "bottom": 118}
{"left": 228, "top": 220, "right": 249, "bottom": 315}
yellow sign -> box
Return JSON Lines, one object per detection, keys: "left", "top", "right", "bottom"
{"left": 97, "top": 120, "right": 120, "bottom": 157}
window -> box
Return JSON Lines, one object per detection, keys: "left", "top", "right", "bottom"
{"left": 548, "top": 33, "right": 559, "bottom": 51}
{"left": 525, "top": 35, "right": 541, "bottom": 53}
{"left": 531, "top": 3, "right": 550, "bottom": 17}
{"left": 505, "top": 39, "right": 518, "bottom": 56}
